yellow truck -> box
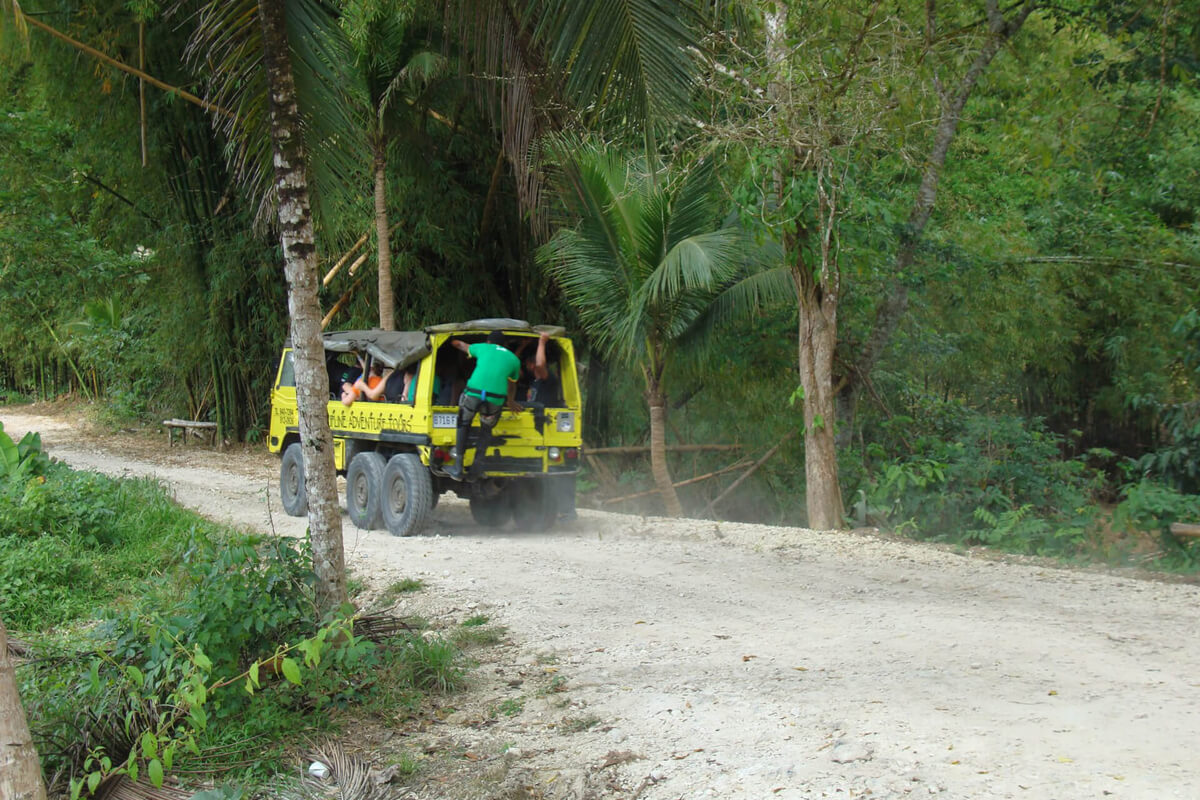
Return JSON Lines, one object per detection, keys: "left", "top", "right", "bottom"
{"left": 268, "top": 319, "right": 582, "bottom": 536}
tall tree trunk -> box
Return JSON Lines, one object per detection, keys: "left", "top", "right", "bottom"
{"left": 258, "top": 0, "right": 346, "bottom": 613}
{"left": 839, "top": 0, "right": 1037, "bottom": 434}
{"left": 373, "top": 143, "right": 394, "bottom": 330}
{"left": 766, "top": 1, "right": 845, "bottom": 529}
{"left": 795, "top": 264, "right": 844, "bottom": 530}
{"left": 645, "top": 368, "right": 683, "bottom": 516}
{"left": 0, "top": 617, "right": 47, "bottom": 800}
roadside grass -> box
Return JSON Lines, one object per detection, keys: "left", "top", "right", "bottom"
{"left": 384, "top": 577, "right": 426, "bottom": 598}
{"left": 2, "top": 452, "right": 471, "bottom": 798}
{"left": 453, "top": 615, "right": 507, "bottom": 648}
{"left": 0, "top": 461, "right": 224, "bottom": 630}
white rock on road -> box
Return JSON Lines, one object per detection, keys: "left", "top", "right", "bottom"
{"left": 4, "top": 405, "right": 1200, "bottom": 800}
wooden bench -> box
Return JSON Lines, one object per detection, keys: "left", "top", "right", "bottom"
{"left": 163, "top": 419, "right": 218, "bottom": 448}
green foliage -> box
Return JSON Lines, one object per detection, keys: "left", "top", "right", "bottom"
{"left": 1131, "top": 310, "right": 1200, "bottom": 493}
{"left": 393, "top": 635, "right": 465, "bottom": 693}
{"left": 0, "top": 420, "right": 50, "bottom": 482}
{"left": 1114, "top": 480, "right": 1200, "bottom": 566}
{"left": 0, "top": 457, "right": 218, "bottom": 630}
{"left": 104, "top": 534, "right": 317, "bottom": 689}
{"left": 11, "top": 467, "right": 467, "bottom": 795}
{"left": 385, "top": 577, "right": 425, "bottom": 597}
{"left": 861, "top": 410, "right": 1103, "bottom": 556}
{"left": 539, "top": 145, "right": 745, "bottom": 372}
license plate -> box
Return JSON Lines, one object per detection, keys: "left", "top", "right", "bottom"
{"left": 432, "top": 413, "right": 457, "bottom": 428}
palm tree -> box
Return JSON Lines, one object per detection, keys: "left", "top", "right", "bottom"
{"left": 254, "top": 0, "right": 347, "bottom": 613}
{"left": 175, "top": 0, "right": 702, "bottom": 600}
{"left": 538, "top": 144, "right": 743, "bottom": 516}
{"left": 339, "top": 1, "right": 446, "bottom": 330}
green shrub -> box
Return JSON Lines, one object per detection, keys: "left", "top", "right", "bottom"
{"left": 1130, "top": 310, "right": 1200, "bottom": 494}
{"left": 1114, "top": 479, "right": 1200, "bottom": 566}
{"left": 0, "top": 456, "right": 218, "bottom": 630}
{"left": 862, "top": 412, "right": 1103, "bottom": 555}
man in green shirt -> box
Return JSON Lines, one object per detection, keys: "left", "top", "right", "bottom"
{"left": 447, "top": 331, "right": 521, "bottom": 480}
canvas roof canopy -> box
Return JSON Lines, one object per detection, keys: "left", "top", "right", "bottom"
{"left": 321, "top": 330, "right": 430, "bottom": 370}
{"left": 319, "top": 320, "right": 567, "bottom": 370}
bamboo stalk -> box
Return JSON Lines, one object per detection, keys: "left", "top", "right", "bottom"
{"left": 323, "top": 220, "right": 405, "bottom": 286}
{"left": 322, "top": 232, "right": 370, "bottom": 286}
{"left": 587, "top": 444, "right": 741, "bottom": 455}
{"left": 321, "top": 278, "right": 363, "bottom": 330}
{"left": 138, "top": 22, "right": 147, "bottom": 167}
{"left": 600, "top": 459, "right": 752, "bottom": 505}
{"left": 1169, "top": 523, "right": 1200, "bottom": 539}
{"left": 17, "top": 14, "right": 232, "bottom": 118}
{"left": 583, "top": 452, "right": 619, "bottom": 490}
{"left": 346, "top": 251, "right": 370, "bottom": 277}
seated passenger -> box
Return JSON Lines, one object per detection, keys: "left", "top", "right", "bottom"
{"left": 342, "top": 357, "right": 391, "bottom": 406}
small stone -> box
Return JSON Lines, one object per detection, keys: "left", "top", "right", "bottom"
{"left": 830, "top": 742, "right": 873, "bottom": 764}
{"left": 505, "top": 747, "right": 523, "bottom": 759}
{"left": 608, "top": 728, "right": 628, "bottom": 743}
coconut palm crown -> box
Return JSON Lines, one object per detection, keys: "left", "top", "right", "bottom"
{"left": 538, "top": 144, "right": 745, "bottom": 515}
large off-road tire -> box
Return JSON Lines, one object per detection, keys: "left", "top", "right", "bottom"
{"left": 380, "top": 453, "right": 433, "bottom": 537}
{"left": 470, "top": 491, "right": 512, "bottom": 528}
{"left": 346, "top": 451, "right": 386, "bottom": 530}
{"left": 511, "top": 479, "right": 556, "bottom": 532}
{"left": 279, "top": 442, "right": 308, "bottom": 517}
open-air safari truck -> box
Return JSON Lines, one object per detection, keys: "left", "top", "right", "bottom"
{"left": 268, "top": 319, "right": 582, "bottom": 536}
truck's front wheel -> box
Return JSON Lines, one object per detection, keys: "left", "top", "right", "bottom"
{"left": 381, "top": 453, "right": 433, "bottom": 537}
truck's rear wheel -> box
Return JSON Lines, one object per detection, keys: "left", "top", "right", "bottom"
{"left": 279, "top": 442, "right": 308, "bottom": 516}
{"left": 470, "top": 492, "right": 512, "bottom": 528}
{"left": 381, "top": 453, "right": 433, "bottom": 537}
{"left": 511, "top": 479, "right": 556, "bottom": 531}
{"left": 346, "top": 451, "right": 386, "bottom": 530}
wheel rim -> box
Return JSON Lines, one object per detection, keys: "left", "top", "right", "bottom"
{"left": 388, "top": 473, "right": 408, "bottom": 515}
{"left": 353, "top": 472, "right": 369, "bottom": 509}
{"left": 285, "top": 463, "right": 299, "bottom": 498}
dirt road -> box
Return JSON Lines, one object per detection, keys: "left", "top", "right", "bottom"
{"left": 4, "top": 405, "right": 1199, "bottom": 800}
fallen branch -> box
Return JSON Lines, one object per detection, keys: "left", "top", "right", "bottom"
{"left": 600, "top": 459, "right": 751, "bottom": 505}
{"left": 15, "top": 14, "right": 232, "bottom": 118}
{"left": 703, "top": 431, "right": 796, "bottom": 517}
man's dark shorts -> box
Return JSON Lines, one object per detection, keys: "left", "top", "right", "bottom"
{"left": 458, "top": 390, "right": 503, "bottom": 427}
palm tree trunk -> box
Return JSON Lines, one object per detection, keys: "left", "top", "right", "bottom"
{"left": 795, "top": 268, "right": 844, "bottom": 530}
{"left": 258, "top": 0, "right": 346, "bottom": 613}
{"left": 373, "top": 144, "right": 394, "bottom": 330}
{"left": 0, "top": 617, "right": 47, "bottom": 800}
{"left": 645, "top": 372, "right": 683, "bottom": 517}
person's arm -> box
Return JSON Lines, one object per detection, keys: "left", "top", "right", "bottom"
{"left": 450, "top": 339, "right": 471, "bottom": 355}
{"left": 532, "top": 332, "right": 550, "bottom": 380}
{"left": 505, "top": 377, "right": 521, "bottom": 412}
{"left": 363, "top": 369, "right": 392, "bottom": 401}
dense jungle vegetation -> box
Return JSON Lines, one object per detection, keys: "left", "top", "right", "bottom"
{"left": 1, "top": 0, "right": 1198, "bottom": 560}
